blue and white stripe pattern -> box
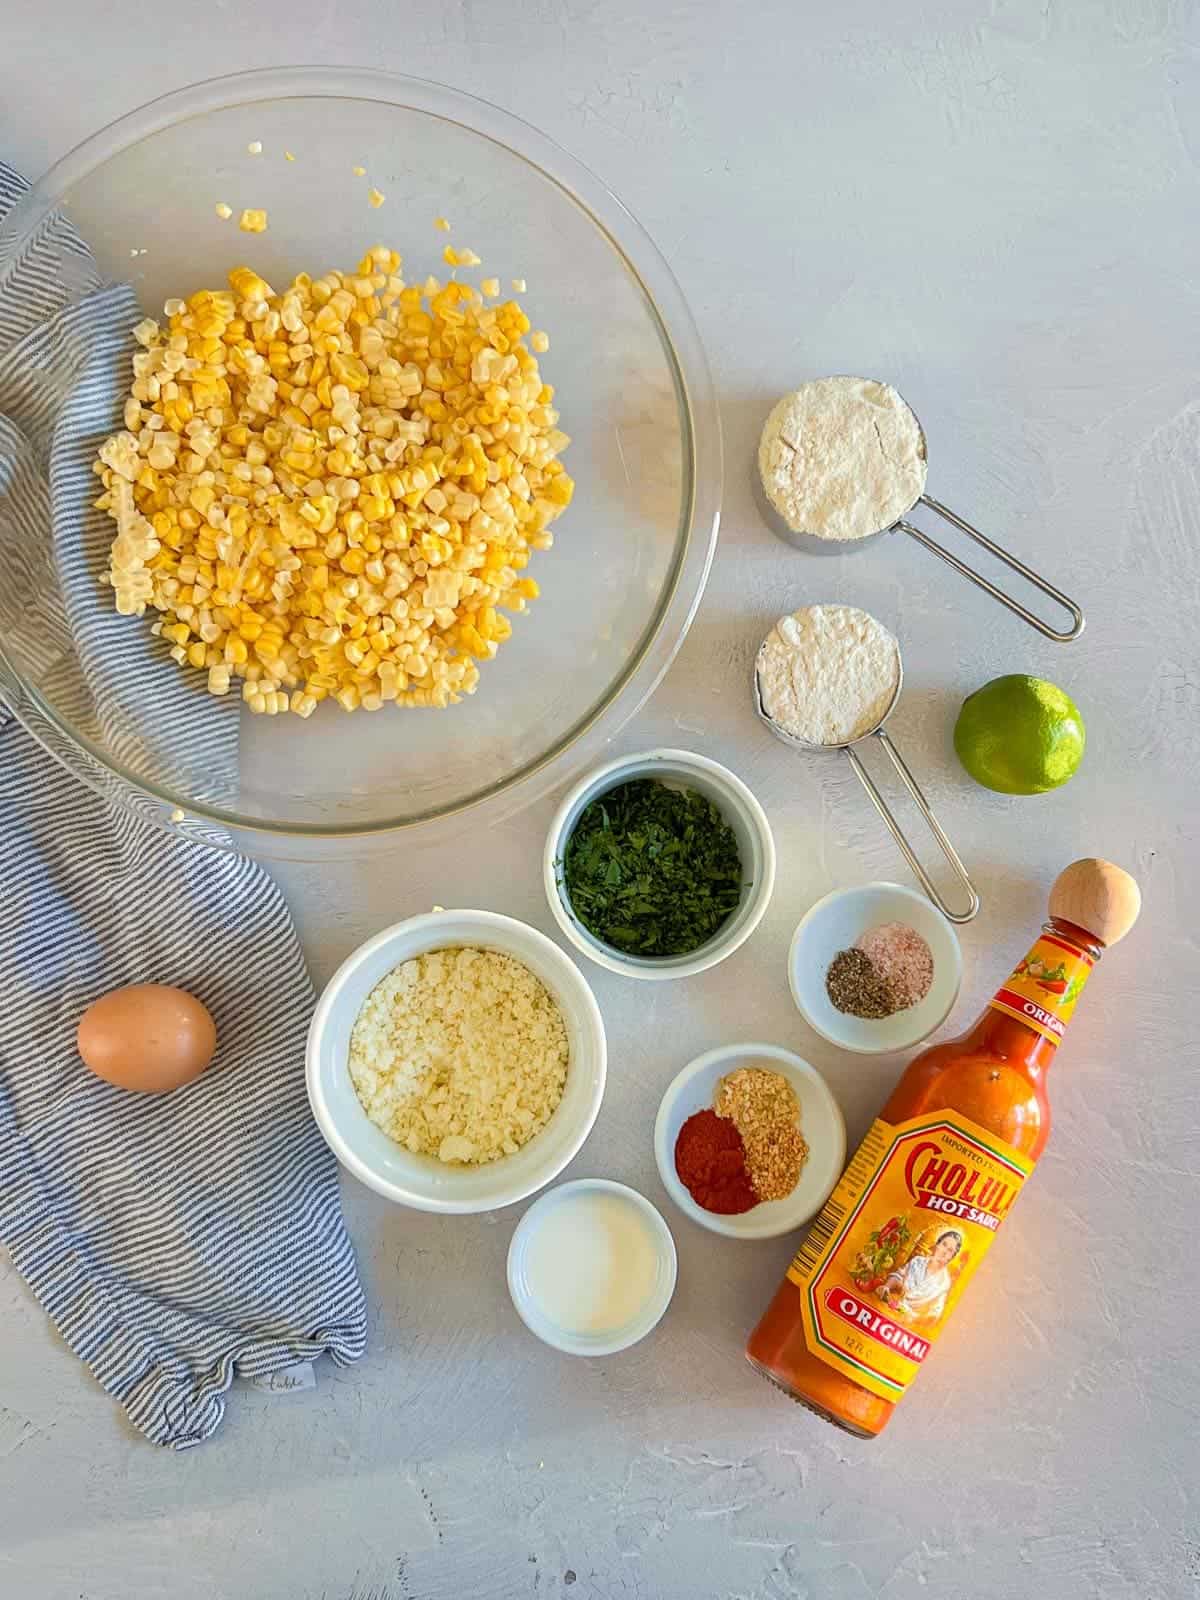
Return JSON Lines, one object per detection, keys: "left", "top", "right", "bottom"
{"left": 0, "top": 162, "right": 240, "bottom": 813}
{"left": 0, "top": 162, "right": 366, "bottom": 1447}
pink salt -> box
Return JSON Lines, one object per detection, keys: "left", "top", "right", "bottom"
{"left": 855, "top": 922, "right": 934, "bottom": 1010}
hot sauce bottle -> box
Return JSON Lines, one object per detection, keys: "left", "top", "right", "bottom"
{"left": 746, "top": 858, "right": 1141, "bottom": 1437}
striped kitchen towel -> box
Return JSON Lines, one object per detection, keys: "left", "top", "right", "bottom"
{"left": 0, "top": 161, "right": 367, "bottom": 1447}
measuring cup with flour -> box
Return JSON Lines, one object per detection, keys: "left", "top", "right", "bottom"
{"left": 756, "top": 377, "right": 1084, "bottom": 642}
{"left": 755, "top": 605, "right": 979, "bottom": 923}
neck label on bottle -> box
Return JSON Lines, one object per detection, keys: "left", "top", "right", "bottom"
{"left": 787, "top": 1110, "right": 1034, "bottom": 1403}
{"left": 989, "top": 933, "right": 1093, "bottom": 1047}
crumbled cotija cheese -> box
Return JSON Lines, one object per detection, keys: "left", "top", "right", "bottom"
{"left": 348, "top": 946, "right": 568, "bottom": 1164}
{"left": 757, "top": 376, "right": 927, "bottom": 540}
{"left": 756, "top": 604, "right": 901, "bottom": 746}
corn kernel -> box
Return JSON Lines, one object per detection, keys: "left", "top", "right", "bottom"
{"left": 229, "top": 266, "right": 273, "bottom": 303}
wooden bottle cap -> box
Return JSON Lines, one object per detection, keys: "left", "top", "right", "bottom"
{"left": 1049, "top": 858, "right": 1141, "bottom": 947}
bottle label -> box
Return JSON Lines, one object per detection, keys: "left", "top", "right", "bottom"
{"left": 988, "top": 933, "right": 1093, "bottom": 1047}
{"left": 786, "top": 1110, "right": 1033, "bottom": 1402}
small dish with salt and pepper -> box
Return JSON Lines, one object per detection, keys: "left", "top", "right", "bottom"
{"left": 789, "top": 882, "right": 963, "bottom": 1055}
{"left": 653, "top": 1043, "right": 846, "bottom": 1240}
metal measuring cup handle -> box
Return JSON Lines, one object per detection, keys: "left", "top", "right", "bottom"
{"left": 898, "top": 495, "right": 1084, "bottom": 643}
{"left": 842, "top": 730, "right": 980, "bottom": 924}
{"left": 754, "top": 664, "right": 980, "bottom": 925}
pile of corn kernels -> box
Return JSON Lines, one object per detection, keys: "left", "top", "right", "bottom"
{"left": 95, "top": 248, "right": 572, "bottom": 714}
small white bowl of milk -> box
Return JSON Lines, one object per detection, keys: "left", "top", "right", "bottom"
{"left": 507, "top": 1179, "right": 677, "bottom": 1356}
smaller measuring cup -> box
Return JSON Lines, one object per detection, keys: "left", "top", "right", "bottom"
{"left": 753, "top": 648, "right": 980, "bottom": 924}
{"left": 756, "top": 378, "right": 1084, "bottom": 643}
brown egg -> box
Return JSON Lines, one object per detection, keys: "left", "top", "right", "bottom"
{"left": 77, "top": 984, "right": 217, "bottom": 1094}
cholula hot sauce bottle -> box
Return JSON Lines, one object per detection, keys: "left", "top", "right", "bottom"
{"left": 746, "top": 859, "right": 1141, "bottom": 1436}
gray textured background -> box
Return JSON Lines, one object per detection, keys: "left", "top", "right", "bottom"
{"left": 3, "top": 3, "right": 1199, "bottom": 1597}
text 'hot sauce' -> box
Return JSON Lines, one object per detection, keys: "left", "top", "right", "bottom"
{"left": 746, "top": 858, "right": 1141, "bottom": 1437}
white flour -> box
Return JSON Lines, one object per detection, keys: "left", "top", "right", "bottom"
{"left": 756, "top": 604, "right": 901, "bottom": 746}
{"left": 757, "top": 376, "right": 927, "bottom": 540}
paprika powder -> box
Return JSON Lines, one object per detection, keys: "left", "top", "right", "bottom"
{"left": 674, "top": 1109, "right": 758, "bottom": 1214}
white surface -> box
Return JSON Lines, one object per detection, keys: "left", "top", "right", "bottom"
{"left": 307, "top": 910, "right": 606, "bottom": 1213}
{"left": 3, "top": 5, "right": 1198, "bottom": 1599}
{"left": 544, "top": 748, "right": 776, "bottom": 979}
{"left": 507, "top": 1180, "right": 677, "bottom": 1355}
{"left": 652, "top": 1043, "right": 846, "bottom": 1239}
{"left": 788, "top": 882, "right": 963, "bottom": 1054}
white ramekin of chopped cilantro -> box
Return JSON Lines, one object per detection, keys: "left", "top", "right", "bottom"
{"left": 544, "top": 749, "right": 776, "bottom": 979}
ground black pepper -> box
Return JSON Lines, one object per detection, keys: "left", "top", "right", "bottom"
{"left": 825, "top": 947, "right": 898, "bottom": 1019}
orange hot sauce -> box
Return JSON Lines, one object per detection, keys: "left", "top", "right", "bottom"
{"left": 746, "top": 859, "right": 1141, "bottom": 1437}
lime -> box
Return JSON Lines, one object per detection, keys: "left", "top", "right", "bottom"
{"left": 953, "top": 675, "right": 1085, "bottom": 795}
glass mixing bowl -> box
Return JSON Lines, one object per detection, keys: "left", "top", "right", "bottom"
{"left": 0, "top": 68, "right": 720, "bottom": 857}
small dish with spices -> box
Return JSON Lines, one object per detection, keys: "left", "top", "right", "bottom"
{"left": 653, "top": 1042, "right": 845, "bottom": 1239}
{"left": 789, "top": 882, "right": 963, "bottom": 1055}
{"left": 544, "top": 748, "right": 776, "bottom": 980}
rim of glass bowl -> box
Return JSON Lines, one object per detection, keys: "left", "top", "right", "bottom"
{"left": 0, "top": 66, "right": 721, "bottom": 856}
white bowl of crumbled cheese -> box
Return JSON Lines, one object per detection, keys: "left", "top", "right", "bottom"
{"left": 307, "top": 909, "right": 607, "bottom": 1212}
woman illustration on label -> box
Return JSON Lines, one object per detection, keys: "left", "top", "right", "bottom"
{"left": 879, "top": 1229, "right": 963, "bottom": 1323}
